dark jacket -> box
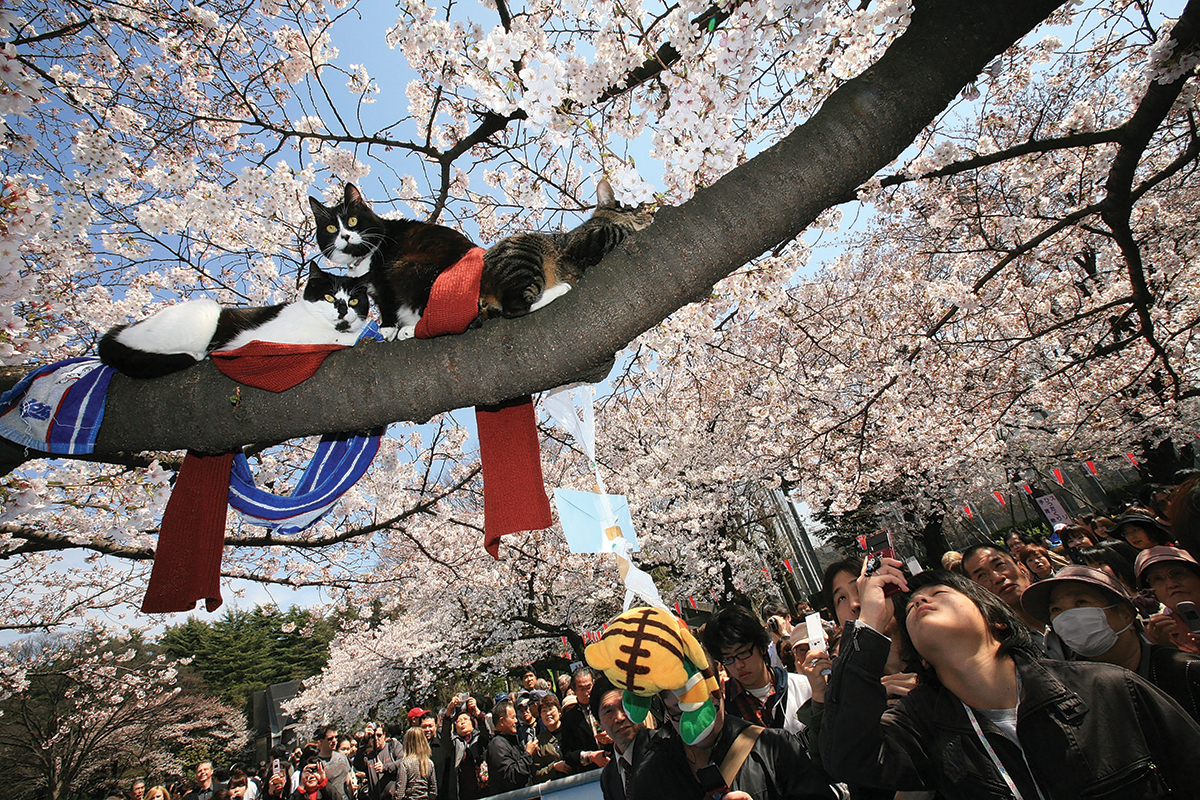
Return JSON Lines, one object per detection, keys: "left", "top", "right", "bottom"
{"left": 599, "top": 728, "right": 654, "bottom": 800}
{"left": 558, "top": 704, "right": 600, "bottom": 772}
{"left": 628, "top": 715, "right": 836, "bottom": 800}
{"left": 357, "top": 739, "right": 403, "bottom": 800}
{"left": 440, "top": 716, "right": 489, "bottom": 800}
{"left": 821, "top": 622, "right": 1200, "bottom": 799}
{"left": 429, "top": 735, "right": 451, "bottom": 800}
{"left": 485, "top": 731, "right": 532, "bottom": 794}
{"left": 1140, "top": 641, "right": 1200, "bottom": 722}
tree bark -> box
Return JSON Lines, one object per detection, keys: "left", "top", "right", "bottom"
{"left": 1, "top": 0, "right": 1065, "bottom": 468}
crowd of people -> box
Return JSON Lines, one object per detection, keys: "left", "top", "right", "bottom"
{"left": 111, "top": 476, "right": 1200, "bottom": 800}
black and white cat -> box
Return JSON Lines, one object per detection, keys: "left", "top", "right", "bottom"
{"left": 310, "top": 184, "right": 475, "bottom": 341}
{"left": 310, "top": 180, "right": 654, "bottom": 340}
{"left": 99, "top": 263, "right": 371, "bottom": 379}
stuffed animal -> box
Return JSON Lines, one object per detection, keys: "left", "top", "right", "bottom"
{"left": 584, "top": 606, "right": 720, "bottom": 745}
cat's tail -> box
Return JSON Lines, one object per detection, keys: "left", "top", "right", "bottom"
{"left": 99, "top": 299, "right": 221, "bottom": 379}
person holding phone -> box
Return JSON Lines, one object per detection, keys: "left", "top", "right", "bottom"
{"left": 290, "top": 758, "right": 334, "bottom": 800}
{"left": 1021, "top": 564, "right": 1200, "bottom": 721}
{"left": 1137, "top": 546, "right": 1200, "bottom": 655}
{"left": 820, "top": 561, "right": 1200, "bottom": 798}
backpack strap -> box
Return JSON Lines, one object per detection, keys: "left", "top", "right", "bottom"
{"left": 718, "top": 725, "right": 764, "bottom": 788}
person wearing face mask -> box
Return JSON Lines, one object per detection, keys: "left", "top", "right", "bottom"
{"left": 1021, "top": 565, "right": 1200, "bottom": 721}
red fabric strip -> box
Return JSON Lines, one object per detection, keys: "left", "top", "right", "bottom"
{"left": 142, "top": 451, "right": 235, "bottom": 613}
{"left": 212, "top": 341, "right": 346, "bottom": 392}
{"left": 415, "top": 247, "right": 551, "bottom": 556}
{"left": 415, "top": 247, "right": 485, "bottom": 337}
{"left": 145, "top": 343, "right": 343, "bottom": 612}
{"left": 477, "top": 397, "right": 553, "bottom": 557}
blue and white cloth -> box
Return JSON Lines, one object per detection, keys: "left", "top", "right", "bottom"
{"left": 0, "top": 356, "right": 115, "bottom": 455}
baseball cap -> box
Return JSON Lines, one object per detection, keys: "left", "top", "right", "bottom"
{"left": 406, "top": 707, "right": 426, "bottom": 724}
{"left": 1134, "top": 546, "right": 1200, "bottom": 588}
{"left": 1021, "top": 565, "right": 1133, "bottom": 624}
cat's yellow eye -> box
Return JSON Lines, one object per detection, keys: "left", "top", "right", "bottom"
{"left": 347, "top": 216, "right": 358, "bottom": 226}
{"left": 348, "top": 298, "right": 358, "bottom": 306}
{"left": 324, "top": 294, "right": 335, "bottom": 302}
{"left": 326, "top": 225, "right": 336, "bottom": 233}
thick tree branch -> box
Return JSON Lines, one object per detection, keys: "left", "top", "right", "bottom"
{"left": 0, "top": 0, "right": 1067, "bottom": 472}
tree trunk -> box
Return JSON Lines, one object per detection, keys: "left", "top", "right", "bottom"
{"left": 0, "top": 0, "right": 1066, "bottom": 471}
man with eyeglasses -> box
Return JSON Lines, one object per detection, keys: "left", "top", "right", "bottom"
{"left": 703, "top": 604, "right": 812, "bottom": 738}
{"left": 315, "top": 725, "right": 354, "bottom": 800}
{"left": 358, "top": 722, "right": 401, "bottom": 800}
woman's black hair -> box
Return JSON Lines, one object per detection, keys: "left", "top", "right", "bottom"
{"left": 821, "top": 557, "right": 864, "bottom": 617}
{"left": 702, "top": 603, "right": 770, "bottom": 658}
{"left": 1075, "top": 540, "right": 1140, "bottom": 592}
{"left": 894, "top": 569, "right": 1037, "bottom": 687}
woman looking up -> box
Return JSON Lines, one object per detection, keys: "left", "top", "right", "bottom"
{"left": 820, "top": 559, "right": 1200, "bottom": 799}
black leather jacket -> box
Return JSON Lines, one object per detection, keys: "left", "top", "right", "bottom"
{"left": 628, "top": 715, "right": 836, "bottom": 800}
{"left": 821, "top": 622, "right": 1200, "bottom": 799}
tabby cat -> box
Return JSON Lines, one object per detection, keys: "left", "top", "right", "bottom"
{"left": 477, "top": 178, "right": 654, "bottom": 322}
{"left": 99, "top": 263, "right": 371, "bottom": 379}
{"left": 310, "top": 180, "right": 653, "bottom": 339}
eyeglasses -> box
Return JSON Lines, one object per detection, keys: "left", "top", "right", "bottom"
{"left": 717, "top": 646, "right": 758, "bottom": 667}
{"left": 1147, "top": 566, "right": 1195, "bottom": 587}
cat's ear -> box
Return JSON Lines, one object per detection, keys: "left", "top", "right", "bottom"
{"left": 596, "top": 177, "right": 616, "bottom": 207}
{"left": 309, "top": 195, "right": 330, "bottom": 219}
{"left": 344, "top": 183, "right": 366, "bottom": 207}
{"left": 307, "top": 260, "right": 324, "bottom": 282}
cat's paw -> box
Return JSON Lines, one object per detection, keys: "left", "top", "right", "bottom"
{"left": 380, "top": 326, "right": 400, "bottom": 341}
{"left": 396, "top": 325, "right": 416, "bottom": 340}
{"left": 530, "top": 282, "right": 572, "bottom": 312}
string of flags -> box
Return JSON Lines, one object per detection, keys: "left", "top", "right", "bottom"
{"left": 964, "top": 453, "right": 1149, "bottom": 520}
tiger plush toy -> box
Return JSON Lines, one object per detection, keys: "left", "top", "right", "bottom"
{"left": 583, "top": 606, "right": 720, "bottom": 745}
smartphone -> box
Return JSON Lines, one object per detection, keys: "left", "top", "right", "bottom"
{"left": 1176, "top": 601, "right": 1200, "bottom": 632}
{"left": 863, "top": 530, "right": 902, "bottom": 597}
{"left": 695, "top": 763, "right": 728, "bottom": 800}
{"left": 805, "top": 612, "right": 831, "bottom": 676}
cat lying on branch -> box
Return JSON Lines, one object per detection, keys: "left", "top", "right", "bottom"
{"left": 310, "top": 179, "right": 654, "bottom": 340}
{"left": 99, "top": 179, "right": 654, "bottom": 379}
{"left": 99, "top": 263, "right": 370, "bottom": 379}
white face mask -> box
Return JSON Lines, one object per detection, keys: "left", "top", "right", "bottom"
{"left": 1051, "top": 604, "right": 1130, "bottom": 657}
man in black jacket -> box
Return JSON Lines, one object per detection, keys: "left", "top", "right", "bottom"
{"left": 627, "top": 684, "right": 836, "bottom": 800}
{"left": 591, "top": 674, "right": 652, "bottom": 800}
{"left": 485, "top": 700, "right": 532, "bottom": 794}
{"left": 559, "top": 667, "right": 608, "bottom": 772}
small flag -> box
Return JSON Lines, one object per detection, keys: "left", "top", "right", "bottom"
{"left": 688, "top": 596, "right": 697, "bottom": 609}
{"left": 993, "top": 491, "right": 1006, "bottom": 506}
{"left": 562, "top": 636, "right": 570, "bottom": 654}
{"left": 963, "top": 503, "right": 974, "bottom": 519}
{"left": 673, "top": 602, "right": 682, "bottom": 618}
{"left": 762, "top": 567, "right": 771, "bottom": 578}
{"left": 856, "top": 534, "right": 868, "bottom": 550}
{"left": 1124, "top": 452, "right": 1140, "bottom": 468}
{"left": 1022, "top": 484, "right": 1033, "bottom": 496}
{"left": 1085, "top": 460, "right": 1098, "bottom": 477}
{"left": 1053, "top": 468, "right": 1064, "bottom": 486}
{"left": 783, "top": 559, "right": 793, "bottom": 574}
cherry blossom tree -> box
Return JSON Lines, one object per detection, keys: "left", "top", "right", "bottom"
{"left": 0, "top": 633, "right": 249, "bottom": 800}
{"left": 4, "top": 0, "right": 1200, "bottom": 717}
